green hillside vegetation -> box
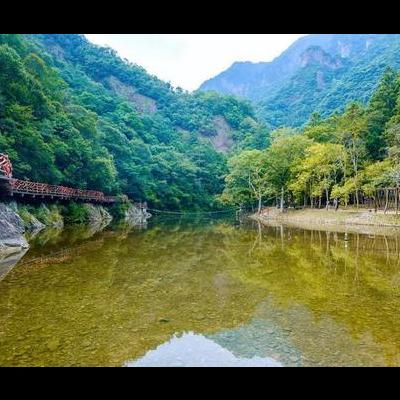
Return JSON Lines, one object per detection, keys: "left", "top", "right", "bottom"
{"left": 200, "top": 34, "right": 400, "bottom": 129}
{"left": 221, "top": 67, "right": 400, "bottom": 212}
{"left": 3, "top": 34, "right": 400, "bottom": 215}
{"left": 0, "top": 34, "right": 269, "bottom": 211}
{"left": 257, "top": 41, "right": 400, "bottom": 128}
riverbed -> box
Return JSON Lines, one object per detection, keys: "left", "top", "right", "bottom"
{"left": 1, "top": 215, "right": 400, "bottom": 366}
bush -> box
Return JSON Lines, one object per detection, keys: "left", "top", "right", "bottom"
{"left": 62, "top": 202, "right": 90, "bottom": 224}
{"left": 108, "top": 198, "right": 131, "bottom": 220}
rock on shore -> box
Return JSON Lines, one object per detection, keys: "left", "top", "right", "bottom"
{"left": 124, "top": 204, "right": 151, "bottom": 225}
{"left": 0, "top": 203, "right": 29, "bottom": 252}
{"left": 0, "top": 204, "right": 29, "bottom": 279}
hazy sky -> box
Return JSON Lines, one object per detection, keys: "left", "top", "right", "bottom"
{"left": 85, "top": 34, "right": 306, "bottom": 91}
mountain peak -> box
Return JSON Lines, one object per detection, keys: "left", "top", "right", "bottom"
{"left": 199, "top": 34, "right": 400, "bottom": 128}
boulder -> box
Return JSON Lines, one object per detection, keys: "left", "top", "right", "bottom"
{"left": 0, "top": 203, "right": 28, "bottom": 249}
{"left": 124, "top": 204, "right": 151, "bottom": 226}
{"left": 0, "top": 203, "right": 29, "bottom": 277}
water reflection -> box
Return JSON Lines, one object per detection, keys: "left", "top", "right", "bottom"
{"left": 1, "top": 216, "right": 400, "bottom": 366}
{"left": 0, "top": 248, "right": 28, "bottom": 282}
{"left": 127, "top": 332, "right": 282, "bottom": 367}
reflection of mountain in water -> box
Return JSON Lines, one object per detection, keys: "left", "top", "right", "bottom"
{"left": 207, "top": 318, "right": 301, "bottom": 367}
{"left": 126, "top": 332, "right": 282, "bottom": 367}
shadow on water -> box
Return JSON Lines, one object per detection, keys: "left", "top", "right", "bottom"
{"left": 1, "top": 214, "right": 400, "bottom": 366}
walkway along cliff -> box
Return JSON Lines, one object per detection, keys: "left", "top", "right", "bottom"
{"left": 0, "top": 153, "right": 150, "bottom": 277}
{"left": 0, "top": 153, "right": 118, "bottom": 204}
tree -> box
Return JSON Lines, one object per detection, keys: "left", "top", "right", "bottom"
{"left": 290, "top": 143, "right": 347, "bottom": 207}
{"left": 221, "top": 150, "right": 271, "bottom": 213}
{"left": 264, "top": 130, "right": 312, "bottom": 211}
{"left": 365, "top": 67, "right": 400, "bottom": 160}
{"left": 335, "top": 103, "right": 368, "bottom": 207}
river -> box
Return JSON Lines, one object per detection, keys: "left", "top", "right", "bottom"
{"left": 1, "top": 215, "right": 400, "bottom": 366}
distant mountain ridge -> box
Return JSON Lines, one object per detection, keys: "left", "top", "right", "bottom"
{"left": 199, "top": 34, "right": 400, "bottom": 128}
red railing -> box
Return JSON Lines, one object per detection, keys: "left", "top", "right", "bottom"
{"left": 0, "top": 153, "right": 127, "bottom": 204}
{"left": 9, "top": 179, "right": 116, "bottom": 203}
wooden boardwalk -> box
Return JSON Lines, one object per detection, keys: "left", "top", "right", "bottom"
{"left": 0, "top": 176, "right": 117, "bottom": 204}
{"left": 0, "top": 153, "right": 118, "bottom": 204}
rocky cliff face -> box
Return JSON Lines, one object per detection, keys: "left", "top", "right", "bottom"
{"left": 0, "top": 204, "right": 28, "bottom": 250}
{"left": 0, "top": 203, "right": 29, "bottom": 278}
{"left": 83, "top": 204, "right": 113, "bottom": 232}
{"left": 299, "top": 46, "right": 342, "bottom": 69}
{"left": 210, "top": 116, "right": 233, "bottom": 153}
{"left": 106, "top": 76, "right": 157, "bottom": 114}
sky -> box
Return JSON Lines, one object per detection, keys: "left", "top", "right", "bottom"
{"left": 85, "top": 34, "right": 307, "bottom": 91}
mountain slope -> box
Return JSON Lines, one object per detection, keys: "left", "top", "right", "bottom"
{"left": 0, "top": 34, "right": 269, "bottom": 210}
{"left": 199, "top": 34, "right": 400, "bottom": 128}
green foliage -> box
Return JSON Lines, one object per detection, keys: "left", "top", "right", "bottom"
{"left": 0, "top": 34, "right": 269, "bottom": 210}
{"left": 5, "top": 34, "right": 400, "bottom": 213}
{"left": 63, "top": 202, "right": 90, "bottom": 224}
{"left": 221, "top": 150, "right": 271, "bottom": 208}
{"left": 290, "top": 142, "right": 347, "bottom": 203}
{"left": 365, "top": 67, "right": 400, "bottom": 159}
{"left": 263, "top": 131, "right": 312, "bottom": 204}
{"left": 108, "top": 199, "right": 131, "bottom": 220}
{"left": 203, "top": 34, "right": 400, "bottom": 129}
{"left": 224, "top": 64, "right": 400, "bottom": 209}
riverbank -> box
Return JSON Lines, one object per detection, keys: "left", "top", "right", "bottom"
{"left": 251, "top": 207, "right": 400, "bottom": 236}
{"left": 0, "top": 201, "right": 151, "bottom": 277}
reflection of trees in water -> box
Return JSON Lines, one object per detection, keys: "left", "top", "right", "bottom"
{"left": 0, "top": 219, "right": 267, "bottom": 366}
{"left": 2, "top": 219, "right": 400, "bottom": 366}
{"left": 223, "top": 223, "right": 400, "bottom": 366}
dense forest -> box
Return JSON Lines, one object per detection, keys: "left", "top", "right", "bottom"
{"left": 2, "top": 34, "right": 400, "bottom": 213}
{"left": 0, "top": 34, "right": 268, "bottom": 211}
{"left": 221, "top": 67, "right": 400, "bottom": 211}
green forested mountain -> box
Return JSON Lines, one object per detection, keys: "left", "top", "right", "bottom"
{"left": 0, "top": 34, "right": 269, "bottom": 210}
{"left": 221, "top": 67, "right": 400, "bottom": 211}
{"left": 200, "top": 34, "right": 400, "bottom": 128}
{"left": 3, "top": 33, "right": 400, "bottom": 214}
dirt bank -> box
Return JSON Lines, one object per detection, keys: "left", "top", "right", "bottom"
{"left": 252, "top": 207, "right": 400, "bottom": 236}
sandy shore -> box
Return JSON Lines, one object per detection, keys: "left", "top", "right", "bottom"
{"left": 251, "top": 207, "right": 400, "bottom": 236}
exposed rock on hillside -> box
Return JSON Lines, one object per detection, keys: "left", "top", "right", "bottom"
{"left": 209, "top": 116, "right": 233, "bottom": 153}
{"left": 106, "top": 76, "right": 157, "bottom": 114}
{"left": 299, "top": 46, "right": 342, "bottom": 69}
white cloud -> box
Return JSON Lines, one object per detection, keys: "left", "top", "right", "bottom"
{"left": 85, "top": 34, "right": 307, "bottom": 91}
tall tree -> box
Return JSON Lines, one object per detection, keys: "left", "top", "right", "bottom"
{"left": 336, "top": 103, "right": 368, "bottom": 207}
{"left": 264, "top": 129, "right": 312, "bottom": 211}
{"left": 365, "top": 67, "right": 400, "bottom": 160}
{"left": 221, "top": 150, "right": 271, "bottom": 213}
{"left": 290, "top": 143, "right": 347, "bottom": 207}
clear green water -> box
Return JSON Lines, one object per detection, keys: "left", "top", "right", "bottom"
{"left": 1, "top": 215, "right": 400, "bottom": 366}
